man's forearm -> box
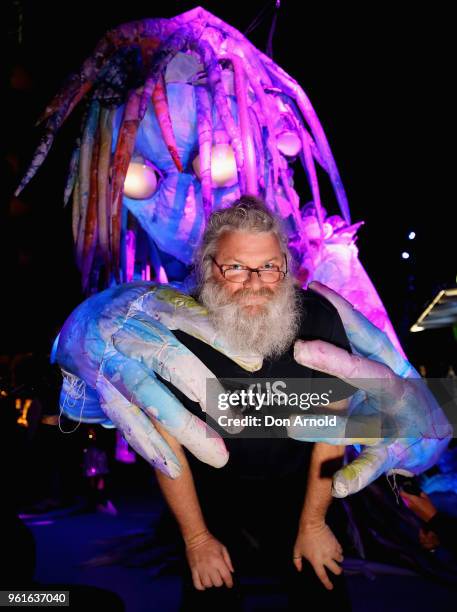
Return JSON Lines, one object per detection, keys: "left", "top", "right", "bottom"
{"left": 299, "top": 442, "right": 345, "bottom": 528}
{"left": 153, "top": 419, "right": 209, "bottom": 546}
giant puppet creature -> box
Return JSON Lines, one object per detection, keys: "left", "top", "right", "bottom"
{"left": 16, "top": 8, "right": 452, "bottom": 495}
{"left": 16, "top": 7, "right": 402, "bottom": 352}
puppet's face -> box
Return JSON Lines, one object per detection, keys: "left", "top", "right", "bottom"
{"left": 113, "top": 54, "right": 303, "bottom": 274}
{"left": 116, "top": 78, "right": 243, "bottom": 267}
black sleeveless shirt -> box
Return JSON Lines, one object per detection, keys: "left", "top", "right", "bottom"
{"left": 158, "top": 287, "right": 352, "bottom": 482}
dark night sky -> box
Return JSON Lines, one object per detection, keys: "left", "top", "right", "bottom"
{"left": 2, "top": 1, "right": 455, "bottom": 369}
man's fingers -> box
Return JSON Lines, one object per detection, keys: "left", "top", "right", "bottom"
{"left": 218, "top": 564, "right": 234, "bottom": 588}
{"left": 192, "top": 568, "right": 204, "bottom": 591}
{"left": 201, "top": 573, "right": 213, "bottom": 588}
{"left": 293, "top": 556, "right": 302, "bottom": 572}
{"left": 210, "top": 569, "right": 224, "bottom": 588}
{"left": 314, "top": 565, "right": 333, "bottom": 590}
{"left": 325, "top": 559, "right": 343, "bottom": 575}
{"left": 222, "top": 546, "right": 235, "bottom": 573}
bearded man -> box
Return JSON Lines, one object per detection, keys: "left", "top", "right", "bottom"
{"left": 153, "top": 196, "right": 354, "bottom": 611}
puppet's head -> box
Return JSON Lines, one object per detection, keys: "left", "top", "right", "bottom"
{"left": 16, "top": 7, "right": 351, "bottom": 293}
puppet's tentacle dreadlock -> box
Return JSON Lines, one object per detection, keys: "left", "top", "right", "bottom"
{"left": 248, "top": 105, "right": 265, "bottom": 193}
{"left": 64, "top": 140, "right": 81, "bottom": 207}
{"left": 286, "top": 106, "right": 325, "bottom": 234}
{"left": 110, "top": 87, "right": 143, "bottom": 279}
{"left": 140, "top": 21, "right": 204, "bottom": 117}
{"left": 234, "top": 43, "right": 283, "bottom": 193}
{"left": 262, "top": 60, "right": 351, "bottom": 223}
{"left": 15, "top": 18, "right": 174, "bottom": 197}
{"left": 139, "top": 26, "right": 205, "bottom": 172}
{"left": 151, "top": 74, "right": 183, "bottom": 172}
{"left": 36, "top": 19, "right": 168, "bottom": 126}
{"left": 276, "top": 92, "right": 328, "bottom": 172}
{"left": 278, "top": 165, "right": 303, "bottom": 236}
{"left": 97, "top": 107, "right": 115, "bottom": 283}
{"left": 195, "top": 85, "right": 213, "bottom": 220}
{"left": 194, "top": 38, "right": 246, "bottom": 193}
{"left": 245, "top": 72, "right": 280, "bottom": 190}
{"left": 14, "top": 99, "right": 70, "bottom": 197}
{"left": 231, "top": 54, "right": 257, "bottom": 195}
{"left": 81, "top": 123, "right": 101, "bottom": 292}
{"left": 72, "top": 178, "right": 80, "bottom": 244}
{"left": 76, "top": 101, "right": 100, "bottom": 269}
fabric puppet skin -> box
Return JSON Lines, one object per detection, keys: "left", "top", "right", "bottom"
{"left": 54, "top": 280, "right": 452, "bottom": 497}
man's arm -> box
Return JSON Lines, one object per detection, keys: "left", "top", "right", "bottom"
{"left": 152, "top": 418, "right": 234, "bottom": 590}
{"left": 152, "top": 417, "right": 209, "bottom": 546}
{"left": 299, "top": 441, "right": 345, "bottom": 528}
{"left": 292, "top": 438, "right": 346, "bottom": 590}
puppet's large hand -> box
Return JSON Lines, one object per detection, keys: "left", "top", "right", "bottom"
{"left": 55, "top": 282, "right": 260, "bottom": 479}
{"left": 291, "top": 281, "right": 453, "bottom": 498}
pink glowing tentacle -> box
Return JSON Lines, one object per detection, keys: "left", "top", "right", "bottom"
{"left": 195, "top": 85, "right": 213, "bottom": 220}
{"left": 231, "top": 54, "right": 257, "bottom": 195}
{"left": 264, "top": 63, "right": 351, "bottom": 223}
{"left": 151, "top": 74, "right": 184, "bottom": 172}
{"left": 195, "top": 38, "right": 245, "bottom": 193}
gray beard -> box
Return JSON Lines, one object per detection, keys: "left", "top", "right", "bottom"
{"left": 197, "top": 276, "right": 303, "bottom": 360}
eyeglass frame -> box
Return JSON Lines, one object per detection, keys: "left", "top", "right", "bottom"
{"left": 210, "top": 253, "right": 288, "bottom": 283}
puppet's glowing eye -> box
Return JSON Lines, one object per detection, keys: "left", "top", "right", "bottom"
{"left": 192, "top": 143, "right": 238, "bottom": 188}
{"left": 277, "top": 131, "right": 301, "bottom": 157}
{"left": 124, "top": 162, "right": 158, "bottom": 199}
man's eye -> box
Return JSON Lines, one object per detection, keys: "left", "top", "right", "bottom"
{"left": 231, "top": 264, "right": 243, "bottom": 270}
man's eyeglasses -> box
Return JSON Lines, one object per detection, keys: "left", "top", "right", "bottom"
{"left": 210, "top": 254, "right": 288, "bottom": 283}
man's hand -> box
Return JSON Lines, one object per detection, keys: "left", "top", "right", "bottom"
{"left": 293, "top": 522, "right": 344, "bottom": 590}
{"left": 185, "top": 531, "right": 235, "bottom": 590}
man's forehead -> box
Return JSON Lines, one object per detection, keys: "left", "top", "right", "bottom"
{"left": 216, "top": 231, "right": 282, "bottom": 259}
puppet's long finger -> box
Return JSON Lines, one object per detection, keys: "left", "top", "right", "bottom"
{"left": 331, "top": 444, "right": 394, "bottom": 498}
{"left": 99, "top": 349, "right": 229, "bottom": 469}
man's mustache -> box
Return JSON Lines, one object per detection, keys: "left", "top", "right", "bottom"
{"left": 232, "top": 287, "right": 275, "bottom": 299}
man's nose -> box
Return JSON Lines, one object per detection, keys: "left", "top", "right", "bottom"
{"left": 243, "top": 270, "right": 264, "bottom": 290}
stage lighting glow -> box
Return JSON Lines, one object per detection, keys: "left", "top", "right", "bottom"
{"left": 402, "top": 252, "right": 410, "bottom": 259}
{"left": 408, "top": 231, "right": 416, "bottom": 240}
